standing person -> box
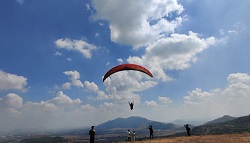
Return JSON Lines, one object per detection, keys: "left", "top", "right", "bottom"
{"left": 127, "top": 129, "right": 131, "bottom": 141}
{"left": 132, "top": 131, "right": 136, "bottom": 142}
{"left": 89, "top": 126, "right": 95, "bottom": 143}
{"left": 148, "top": 125, "right": 153, "bottom": 139}
{"left": 184, "top": 124, "right": 191, "bottom": 136}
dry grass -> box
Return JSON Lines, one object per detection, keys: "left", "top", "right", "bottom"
{"left": 118, "top": 133, "right": 250, "bottom": 143}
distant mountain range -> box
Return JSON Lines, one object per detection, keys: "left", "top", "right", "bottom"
{"left": 97, "top": 116, "right": 149, "bottom": 130}
{"left": 192, "top": 115, "right": 250, "bottom": 135}
{"left": 96, "top": 116, "right": 179, "bottom": 131}
{"left": 5, "top": 114, "right": 250, "bottom": 139}
{"left": 94, "top": 116, "right": 183, "bottom": 141}
{"left": 95, "top": 114, "right": 250, "bottom": 138}
{"left": 171, "top": 119, "right": 207, "bottom": 126}
{"left": 8, "top": 114, "right": 250, "bottom": 143}
{"left": 203, "top": 115, "right": 237, "bottom": 125}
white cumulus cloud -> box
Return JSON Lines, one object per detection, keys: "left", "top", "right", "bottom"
{"left": 92, "top": 0, "right": 184, "bottom": 48}
{"left": 84, "top": 81, "right": 109, "bottom": 100}
{"left": 145, "top": 100, "right": 158, "bottom": 107}
{"left": 55, "top": 38, "right": 96, "bottom": 58}
{"left": 49, "top": 91, "right": 81, "bottom": 106}
{"left": 182, "top": 73, "right": 250, "bottom": 118}
{"left": 128, "top": 32, "right": 217, "bottom": 81}
{"left": 63, "top": 70, "right": 84, "bottom": 88}
{"left": 0, "top": 70, "right": 28, "bottom": 91}
{"left": 0, "top": 93, "right": 23, "bottom": 110}
{"left": 158, "top": 96, "right": 173, "bottom": 104}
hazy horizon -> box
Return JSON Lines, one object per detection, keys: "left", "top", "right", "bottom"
{"left": 0, "top": 114, "right": 239, "bottom": 134}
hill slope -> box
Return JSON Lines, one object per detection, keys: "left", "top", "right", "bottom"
{"left": 97, "top": 116, "right": 150, "bottom": 130}
{"left": 118, "top": 133, "right": 250, "bottom": 143}
{"left": 172, "top": 119, "right": 207, "bottom": 126}
{"left": 96, "top": 116, "right": 180, "bottom": 131}
{"left": 192, "top": 115, "right": 250, "bottom": 135}
{"left": 204, "top": 115, "right": 237, "bottom": 125}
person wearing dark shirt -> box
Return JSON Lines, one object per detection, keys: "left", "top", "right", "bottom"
{"left": 184, "top": 124, "right": 191, "bottom": 136}
{"left": 148, "top": 125, "right": 153, "bottom": 139}
{"left": 89, "top": 126, "right": 96, "bottom": 143}
{"left": 127, "top": 129, "right": 131, "bottom": 141}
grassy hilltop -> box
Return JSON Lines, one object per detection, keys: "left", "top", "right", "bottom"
{"left": 117, "top": 133, "right": 250, "bottom": 143}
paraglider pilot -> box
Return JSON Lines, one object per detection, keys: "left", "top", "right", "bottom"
{"left": 128, "top": 101, "right": 134, "bottom": 110}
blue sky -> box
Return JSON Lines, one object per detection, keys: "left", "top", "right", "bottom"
{"left": 1, "top": 0, "right": 250, "bottom": 132}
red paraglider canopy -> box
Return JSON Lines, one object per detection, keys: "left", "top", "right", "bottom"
{"left": 103, "top": 64, "right": 153, "bottom": 82}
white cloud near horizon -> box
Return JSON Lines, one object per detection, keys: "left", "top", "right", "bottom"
{"left": 1, "top": 73, "right": 250, "bottom": 131}
{"left": 50, "top": 91, "right": 81, "bottom": 106}
{"left": 0, "top": 93, "right": 23, "bottom": 116}
{"left": 0, "top": 91, "right": 118, "bottom": 131}
{"left": 0, "top": 91, "right": 85, "bottom": 131}
{"left": 182, "top": 73, "right": 250, "bottom": 118}
{"left": 0, "top": 70, "right": 28, "bottom": 92}
{"left": 55, "top": 38, "right": 96, "bottom": 58}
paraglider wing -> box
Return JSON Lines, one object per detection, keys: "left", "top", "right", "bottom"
{"left": 102, "top": 64, "right": 153, "bottom": 82}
